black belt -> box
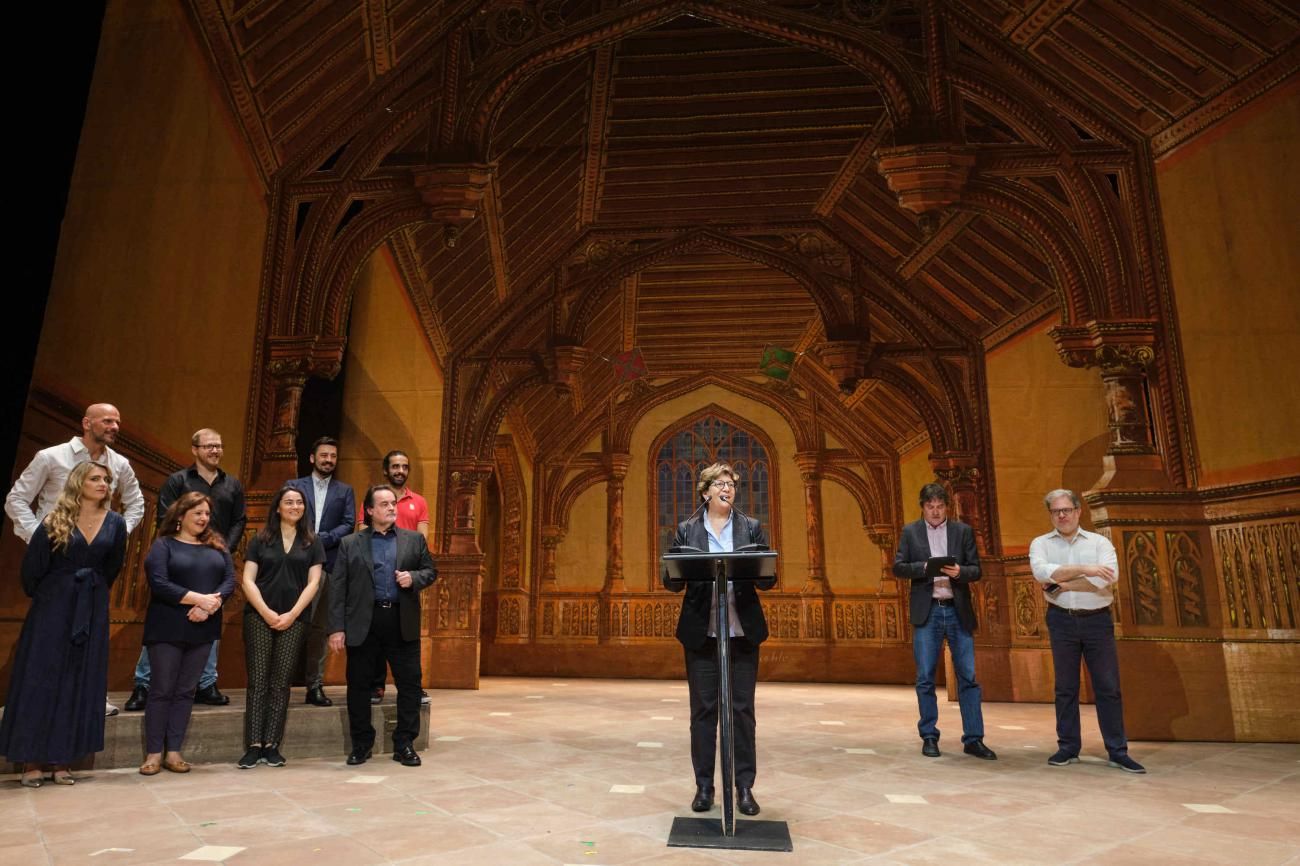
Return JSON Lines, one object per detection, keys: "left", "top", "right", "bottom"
{"left": 1051, "top": 604, "right": 1110, "bottom": 618}
{"left": 375, "top": 600, "right": 396, "bottom": 609}
{"left": 932, "top": 598, "right": 954, "bottom": 607}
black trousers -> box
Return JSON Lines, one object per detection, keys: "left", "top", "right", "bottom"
{"left": 244, "top": 614, "right": 307, "bottom": 747}
{"left": 144, "top": 641, "right": 210, "bottom": 754}
{"left": 685, "top": 636, "right": 760, "bottom": 788}
{"left": 345, "top": 604, "right": 422, "bottom": 750}
{"left": 300, "top": 571, "right": 331, "bottom": 688}
{"left": 1046, "top": 605, "right": 1129, "bottom": 758}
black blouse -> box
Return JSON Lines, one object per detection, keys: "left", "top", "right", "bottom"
{"left": 244, "top": 530, "right": 326, "bottom": 613}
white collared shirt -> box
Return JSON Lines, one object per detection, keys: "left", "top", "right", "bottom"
{"left": 4, "top": 436, "right": 144, "bottom": 542}
{"left": 312, "top": 472, "right": 330, "bottom": 532}
{"left": 1029, "top": 526, "right": 1119, "bottom": 611}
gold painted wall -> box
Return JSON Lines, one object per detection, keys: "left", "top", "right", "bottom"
{"left": 34, "top": 0, "right": 265, "bottom": 469}
{"left": 1158, "top": 89, "right": 1300, "bottom": 486}
{"left": 620, "top": 385, "right": 808, "bottom": 592}
{"left": 986, "top": 321, "right": 1109, "bottom": 553}
{"left": 555, "top": 483, "right": 607, "bottom": 591}
{"left": 336, "top": 247, "right": 444, "bottom": 529}
{"left": 822, "top": 479, "right": 884, "bottom": 591}
{"left": 897, "top": 439, "right": 933, "bottom": 527}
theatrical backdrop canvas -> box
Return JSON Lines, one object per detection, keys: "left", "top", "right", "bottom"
{"left": 3, "top": 0, "right": 1297, "bottom": 754}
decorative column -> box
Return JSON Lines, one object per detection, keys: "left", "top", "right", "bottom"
{"left": 446, "top": 459, "right": 494, "bottom": 555}
{"left": 930, "top": 450, "right": 988, "bottom": 552}
{"left": 603, "top": 453, "right": 631, "bottom": 594}
{"left": 539, "top": 524, "right": 563, "bottom": 593}
{"left": 1050, "top": 320, "right": 1169, "bottom": 489}
{"left": 794, "top": 452, "right": 829, "bottom": 593}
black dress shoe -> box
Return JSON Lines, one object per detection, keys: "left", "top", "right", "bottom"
{"left": 305, "top": 685, "right": 333, "bottom": 707}
{"left": 691, "top": 784, "right": 714, "bottom": 812}
{"left": 125, "top": 685, "right": 148, "bottom": 711}
{"left": 922, "top": 737, "right": 941, "bottom": 757}
{"left": 963, "top": 739, "right": 997, "bottom": 760}
{"left": 346, "top": 746, "right": 372, "bottom": 765}
{"left": 194, "top": 684, "right": 230, "bottom": 706}
{"left": 392, "top": 745, "right": 422, "bottom": 767}
{"left": 737, "top": 787, "right": 760, "bottom": 816}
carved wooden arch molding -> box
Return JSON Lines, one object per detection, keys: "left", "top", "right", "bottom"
{"left": 643, "top": 402, "right": 784, "bottom": 553}
{"left": 950, "top": 69, "right": 1139, "bottom": 318}
{"left": 564, "top": 229, "right": 850, "bottom": 344}
{"left": 820, "top": 464, "right": 887, "bottom": 528}
{"left": 608, "top": 374, "right": 816, "bottom": 457}
{"left": 548, "top": 466, "right": 608, "bottom": 535}
{"left": 956, "top": 177, "right": 1105, "bottom": 326}
{"left": 951, "top": 71, "right": 1133, "bottom": 317}
{"left": 458, "top": 0, "right": 925, "bottom": 155}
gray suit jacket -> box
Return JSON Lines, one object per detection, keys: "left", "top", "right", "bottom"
{"left": 328, "top": 526, "right": 437, "bottom": 645}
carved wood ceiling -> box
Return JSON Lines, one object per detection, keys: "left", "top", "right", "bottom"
{"left": 189, "top": 0, "right": 1297, "bottom": 465}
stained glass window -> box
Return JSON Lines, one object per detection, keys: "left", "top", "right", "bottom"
{"left": 653, "top": 413, "right": 775, "bottom": 568}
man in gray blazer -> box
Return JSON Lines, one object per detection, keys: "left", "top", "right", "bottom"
{"left": 328, "top": 484, "right": 437, "bottom": 767}
{"left": 892, "top": 483, "right": 995, "bottom": 761}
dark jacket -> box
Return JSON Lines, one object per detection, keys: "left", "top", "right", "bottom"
{"left": 328, "top": 526, "right": 437, "bottom": 646}
{"left": 892, "top": 518, "right": 982, "bottom": 632}
{"left": 287, "top": 475, "right": 356, "bottom": 571}
{"left": 662, "top": 512, "right": 776, "bottom": 650}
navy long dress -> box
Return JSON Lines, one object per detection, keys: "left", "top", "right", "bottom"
{"left": 0, "top": 511, "right": 128, "bottom": 764}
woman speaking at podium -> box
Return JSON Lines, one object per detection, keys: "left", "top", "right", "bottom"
{"left": 663, "top": 462, "right": 776, "bottom": 818}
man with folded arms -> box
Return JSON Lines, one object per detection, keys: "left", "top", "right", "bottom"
{"left": 1029, "top": 489, "right": 1145, "bottom": 774}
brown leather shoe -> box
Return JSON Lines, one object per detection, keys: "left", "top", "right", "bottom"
{"left": 163, "top": 757, "right": 191, "bottom": 773}
{"left": 139, "top": 760, "right": 162, "bottom": 776}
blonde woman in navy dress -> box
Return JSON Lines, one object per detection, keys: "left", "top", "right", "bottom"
{"left": 0, "top": 461, "right": 127, "bottom": 787}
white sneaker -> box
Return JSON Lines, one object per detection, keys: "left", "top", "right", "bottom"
{"left": 106, "top": 701, "right": 120, "bottom": 716}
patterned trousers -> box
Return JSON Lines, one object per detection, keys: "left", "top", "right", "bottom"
{"left": 243, "top": 613, "right": 307, "bottom": 748}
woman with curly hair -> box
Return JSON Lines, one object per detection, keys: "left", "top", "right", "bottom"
{"left": 0, "top": 461, "right": 127, "bottom": 787}
{"left": 139, "top": 491, "right": 235, "bottom": 775}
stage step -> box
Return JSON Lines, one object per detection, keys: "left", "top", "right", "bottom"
{"left": 71, "top": 687, "right": 429, "bottom": 770}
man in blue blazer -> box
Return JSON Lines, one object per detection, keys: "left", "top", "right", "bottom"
{"left": 892, "top": 483, "right": 996, "bottom": 761}
{"left": 288, "top": 436, "right": 356, "bottom": 707}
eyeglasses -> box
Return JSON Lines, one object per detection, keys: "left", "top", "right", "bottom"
{"left": 710, "top": 480, "right": 737, "bottom": 489}
{"left": 197, "top": 444, "right": 224, "bottom": 451}
{"left": 1049, "top": 507, "right": 1079, "bottom": 518}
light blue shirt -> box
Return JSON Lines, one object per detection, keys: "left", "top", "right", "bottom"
{"left": 703, "top": 512, "right": 743, "bottom": 638}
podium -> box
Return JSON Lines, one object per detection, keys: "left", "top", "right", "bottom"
{"left": 662, "top": 547, "right": 793, "bottom": 852}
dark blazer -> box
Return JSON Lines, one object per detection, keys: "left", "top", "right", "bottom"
{"left": 328, "top": 526, "right": 437, "bottom": 646}
{"left": 892, "top": 518, "right": 982, "bottom": 632}
{"left": 287, "top": 475, "right": 356, "bottom": 571}
{"left": 662, "top": 512, "right": 777, "bottom": 650}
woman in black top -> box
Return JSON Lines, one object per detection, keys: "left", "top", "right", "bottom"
{"left": 238, "top": 486, "right": 325, "bottom": 768}
{"left": 140, "top": 492, "right": 235, "bottom": 775}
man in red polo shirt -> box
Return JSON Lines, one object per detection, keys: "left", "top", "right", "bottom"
{"left": 358, "top": 450, "right": 431, "bottom": 704}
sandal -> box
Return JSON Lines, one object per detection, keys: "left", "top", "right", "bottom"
{"left": 139, "top": 760, "right": 162, "bottom": 776}
{"left": 163, "top": 757, "right": 191, "bottom": 773}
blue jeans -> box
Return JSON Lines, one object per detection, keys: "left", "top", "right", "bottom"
{"left": 135, "top": 640, "right": 219, "bottom": 690}
{"left": 1046, "top": 605, "right": 1128, "bottom": 758}
{"left": 912, "top": 603, "right": 984, "bottom": 744}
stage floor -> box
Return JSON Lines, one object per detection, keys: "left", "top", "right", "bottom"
{"left": 3, "top": 677, "right": 1297, "bottom": 865}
